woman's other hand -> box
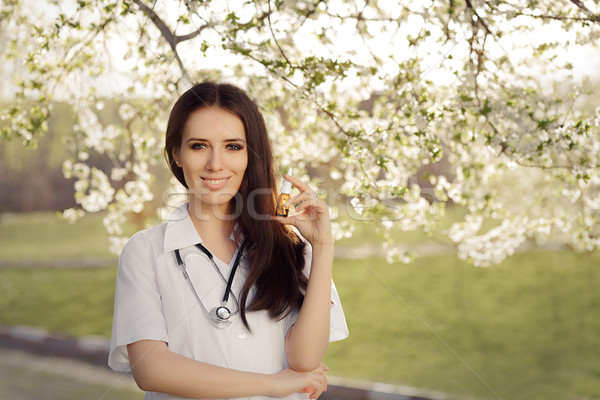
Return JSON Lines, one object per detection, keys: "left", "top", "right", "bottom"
{"left": 269, "top": 363, "right": 329, "bottom": 399}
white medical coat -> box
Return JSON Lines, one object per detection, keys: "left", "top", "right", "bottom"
{"left": 108, "top": 203, "right": 349, "bottom": 400}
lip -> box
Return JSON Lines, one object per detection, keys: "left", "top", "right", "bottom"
{"left": 202, "top": 176, "right": 231, "bottom": 190}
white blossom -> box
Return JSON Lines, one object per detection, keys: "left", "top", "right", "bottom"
{"left": 58, "top": 208, "right": 85, "bottom": 223}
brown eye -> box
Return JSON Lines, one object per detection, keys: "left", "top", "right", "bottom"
{"left": 190, "top": 142, "right": 208, "bottom": 150}
{"left": 226, "top": 143, "right": 244, "bottom": 151}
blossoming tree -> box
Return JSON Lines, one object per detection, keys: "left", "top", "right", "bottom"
{"left": 2, "top": 0, "right": 599, "bottom": 265}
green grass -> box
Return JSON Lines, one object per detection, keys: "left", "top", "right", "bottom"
{"left": 0, "top": 212, "right": 116, "bottom": 261}
{"left": 326, "top": 250, "right": 600, "bottom": 400}
{"left": 1, "top": 211, "right": 600, "bottom": 400}
{"left": 0, "top": 267, "right": 117, "bottom": 337}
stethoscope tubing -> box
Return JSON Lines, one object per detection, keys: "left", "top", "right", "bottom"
{"left": 174, "top": 240, "right": 246, "bottom": 328}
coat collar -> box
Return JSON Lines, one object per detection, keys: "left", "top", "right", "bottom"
{"left": 162, "top": 202, "right": 239, "bottom": 253}
{"left": 163, "top": 203, "right": 203, "bottom": 253}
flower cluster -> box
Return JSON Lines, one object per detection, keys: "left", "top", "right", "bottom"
{"left": 3, "top": 0, "right": 599, "bottom": 262}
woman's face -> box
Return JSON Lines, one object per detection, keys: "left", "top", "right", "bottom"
{"left": 174, "top": 107, "right": 248, "bottom": 216}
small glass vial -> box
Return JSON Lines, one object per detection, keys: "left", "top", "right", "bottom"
{"left": 275, "top": 168, "right": 293, "bottom": 217}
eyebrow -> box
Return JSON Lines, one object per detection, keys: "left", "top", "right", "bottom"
{"left": 186, "top": 138, "right": 246, "bottom": 144}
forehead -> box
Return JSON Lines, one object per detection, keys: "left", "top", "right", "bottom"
{"left": 183, "top": 107, "right": 245, "bottom": 141}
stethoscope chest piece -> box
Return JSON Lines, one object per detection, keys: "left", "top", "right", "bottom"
{"left": 210, "top": 305, "right": 233, "bottom": 328}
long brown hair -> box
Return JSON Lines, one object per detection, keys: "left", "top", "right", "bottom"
{"left": 164, "top": 82, "right": 307, "bottom": 329}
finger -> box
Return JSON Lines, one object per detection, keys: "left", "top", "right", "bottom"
{"left": 308, "top": 377, "right": 323, "bottom": 400}
{"left": 283, "top": 174, "right": 314, "bottom": 194}
{"left": 310, "top": 384, "right": 324, "bottom": 400}
{"left": 319, "top": 369, "right": 328, "bottom": 391}
{"left": 285, "top": 191, "right": 320, "bottom": 208}
{"left": 314, "top": 363, "right": 328, "bottom": 393}
{"left": 290, "top": 197, "right": 323, "bottom": 214}
{"left": 311, "top": 378, "right": 326, "bottom": 398}
{"left": 271, "top": 215, "right": 296, "bottom": 225}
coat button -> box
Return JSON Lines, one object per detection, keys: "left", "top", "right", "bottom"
{"left": 235, "top": 330, "right": 247, "bottom": 339}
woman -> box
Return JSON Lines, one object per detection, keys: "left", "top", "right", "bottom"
{"left": 108, "top": 82, "right": 348, "bottom": 400}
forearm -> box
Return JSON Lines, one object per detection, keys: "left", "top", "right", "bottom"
{"left": 128, "top": 340, "right": 271, "bottom": 398}
{"left": 286, "top": 243, "right": 334, "bottom": 371}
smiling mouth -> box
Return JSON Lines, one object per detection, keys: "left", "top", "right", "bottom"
{"left": 201, "top": 177, "right": 231, "bottom": 189}
{"left": 203, "top": 178, "right": 229, "bottom": 185}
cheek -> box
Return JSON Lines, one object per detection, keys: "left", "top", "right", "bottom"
{"left": 181, "top": 151, "right": 207, "bottom": 169}
{"left": 235, "top": 153, "right": 249, "bottom": 173}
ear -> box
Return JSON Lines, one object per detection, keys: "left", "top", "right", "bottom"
{"left": 172, "top": 148, "right": 182, "bottom": 167}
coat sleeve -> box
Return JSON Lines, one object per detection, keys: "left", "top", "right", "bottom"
{"left": 108, "top": 232, "right": 169, "bottom": 372}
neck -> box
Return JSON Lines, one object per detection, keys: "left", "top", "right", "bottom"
{"left": 188, "top": 198, "right": 236, "bottom": 240}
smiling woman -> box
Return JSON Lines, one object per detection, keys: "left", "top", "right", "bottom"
{"left": 108, "top": 82, "right": 348, "bottom": 400}
{"left": 173, "top": 106, "right": 249, "bottom": 221}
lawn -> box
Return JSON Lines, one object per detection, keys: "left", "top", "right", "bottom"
{"left": 326, "top": 249, "right": 600, "bottom": 400}
{"left": 1, "top": 211, "right": 599, "bottom": 400}
{"left": 0, "top": 212, "right": 116, "bottom": 261}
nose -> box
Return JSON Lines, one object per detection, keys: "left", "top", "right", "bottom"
{"left": 206, "top": 149, "right": 224, "bottom": 171}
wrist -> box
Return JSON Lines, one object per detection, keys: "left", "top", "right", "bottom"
{"left": 261, "top": 373, "right": 277, "bottom": 397}
{"left": 309, "top": 243, "right": 334, "bottom": 274}
{"left": 310, "top": 242, "right": 335, "bottom": 263}
{"left": 310, "top": 241, "right": 334, "bottom": 251}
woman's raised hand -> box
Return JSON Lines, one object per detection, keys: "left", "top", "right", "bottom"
{"left": 272, "top": 174, "right": 333, "bottom": 247}
{"left": 268, "top": 363, "right": 328, "bottom": 399}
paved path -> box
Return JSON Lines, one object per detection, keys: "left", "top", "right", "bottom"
{"left": 1, "top": 347, "right": 143, "bottom": 400}
{"left": 0, "top": 325, "right": 453, "bottom": 400}
{"left": 0, "top": 347, "right": 446, "bottom": 400}
{"left": 0, "top": 347, "right": 450, "bottom": 400}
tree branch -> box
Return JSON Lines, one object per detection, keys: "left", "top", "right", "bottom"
{"left": 514, "top": 160, "right": 575, "bottom": 170}
{"left": 515, "top": 12, "right": 600, "bottom": 22}
{"left": 174, "top": 24, "right": 210, "bottom": 44}
{"left": 239, "top": 47, "right": 296, "bottom": 87}
{"left": 132, "top": 0, "right": 176, "bottom": 49}
{"left": 131, "top": 0, "right": 190, "bottom": 82}
{"left": 298, "top": 0, "right": 323, "bottom": 25}
{"left": 267, "top": 0, "right": 294, "bottom": 68}
{"left": 509, "top": 1, "right": 600, "bottom": 23}
{"left": 570, "top": 0, "right": 600, "bottom": 21}
{"left": 323, "top": 11, "right": 404, "bottom": 23}
{"left": 464, "top": 0, "right": 492, "bottom": 36}
{"left": 318, "top": 105, "right": 352, "bottom": 137}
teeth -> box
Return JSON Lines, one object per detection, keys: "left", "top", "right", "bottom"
{"left": 205, "top": 178, "right": 228, "bottom": 185}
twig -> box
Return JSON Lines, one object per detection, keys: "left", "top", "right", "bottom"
{"left": 513, "top": 11, "right": 600, "bottom": 23}
{"left": 464, "top": 0, "right": 492, "bottom": 36}
{"left": 131, "top": 0, "right": 192, "bottom": 82}
{"left": 570, "top": 0, "right": 600, "bottom": 21}
{"left": 267, "top": 0, "right": 294, "bottom": 69}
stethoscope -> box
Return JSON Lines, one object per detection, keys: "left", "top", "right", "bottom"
{"left": 174, "top": 240, "right": 247, "bottom": 329}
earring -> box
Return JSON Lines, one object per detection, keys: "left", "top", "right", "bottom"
{"left": 175, "top": 160, "right": 182, "bottom": 167}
